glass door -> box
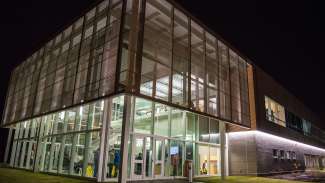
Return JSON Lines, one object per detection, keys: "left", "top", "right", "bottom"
{"left": 145, "top": 137, "right": 153, "bottom": 178}
{"left": 131, "top": 135, "right": 166, "bottom": 180}
{"left": 153, "top": 138, "right": 165, "bottom": 178}
{"left": 131, "top": 136, "right": 144, "bottom": 179}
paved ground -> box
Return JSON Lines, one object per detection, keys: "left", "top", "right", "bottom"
{"left": 269, "top": 171, "right": 325, "bottom": 182}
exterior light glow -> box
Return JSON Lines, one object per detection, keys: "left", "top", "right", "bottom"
{"left": 228, "top": 130, "right": 325, "bottom": 153}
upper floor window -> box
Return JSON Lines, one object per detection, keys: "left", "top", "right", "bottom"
{"left": 264, "top": 96, "right": 286, "bottom": 127}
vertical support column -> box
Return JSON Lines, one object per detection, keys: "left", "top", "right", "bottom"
{"left": 4, "top": 128, "right": 13, "bottom": 164}
{"left": 219, "top": 121, "right": 227, "bottom": 180}
{"left": 97, "top": 99, "right": 112, "bottom": 182}
{"left": 118, "top": 95, "right": 133, "bottom": 183}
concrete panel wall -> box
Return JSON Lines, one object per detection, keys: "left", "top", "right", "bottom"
{"left": 228, "top": 131, "right": 325, "bottom": 176}
{"left": 228, "top": 131, "right": 258, "bottom": 175}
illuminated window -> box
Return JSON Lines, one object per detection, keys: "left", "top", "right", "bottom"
{"left": 264, "top": 96, "right": 286, "bottom": 127}
{"left": 272, "top": 149, "right": 278, "bottom": 159}
{"left": 285, "top": 151, "right": 290, "bottom": 160}
{"left": 279, "top": 150, "right": 285, "bottom": 160}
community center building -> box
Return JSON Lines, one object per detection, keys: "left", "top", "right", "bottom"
{"left": 2, "top": 0, "right": 325, "bottom": 182}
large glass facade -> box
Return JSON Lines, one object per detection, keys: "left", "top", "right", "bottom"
{"left": 3, "top": 0, "right": 254, "bottom": 180}
{"left": 3, "top": 0, "right": 122, "bottom": 125}
{"left": 3, "top": 0, "right": 251, "bottom": 127}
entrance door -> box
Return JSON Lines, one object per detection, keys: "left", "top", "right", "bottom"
{"left": 131, "top": 135, "right": 165, "bottom": 180}
{"left": 153, "top": 138, "right": 165, "bottom": 178}
{"left": 131, "top": 136, "right": 145, "bottom": 179}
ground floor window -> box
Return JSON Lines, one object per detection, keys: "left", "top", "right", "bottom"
{"left": 7, "top": 95, "right": 226, "bottom": 181}
{"left": 9, "top": 100, "right": 104, "bottom": 179}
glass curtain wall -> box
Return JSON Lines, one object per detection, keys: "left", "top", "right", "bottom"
{"left": 3, "top": 0, "right": 122, "bottom": 125}
{"left": 9, "top": 100, "right": 104, "bottom": 178}
{"left": 8, "top": 95, "right": 126, "bottom": 181}
{"left": 128, "top": 96, "right": 223, "bottom": 178}
{"left": 137, "top": 0, "right": 250, "bottom": 126}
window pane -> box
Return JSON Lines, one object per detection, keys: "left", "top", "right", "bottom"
{"left": 134, "top": 98, "right": 153, "bottom": 134}
{"left": 65, "top": 109, "right": 76, "bottom": 132}
{"left": 88, "top": 101, "right": 104, "bottom": 129}
{"left": 154, "top": 103, "right": 170, "bottom": 137}
{"left": 218, "top": 41, "right": 231, "bottom": 120}
{"left": 170, "top": 108, "right": 185, "bottom": 140}
{"left": 186, "top": 112, "right": 197, "bottom": 141}
{"left": 209, "top": 146, "right": 220, "bottom": 175}
{"left": 190, "top": 21, "right": 205, "bottom": 112}
{"left": 198, "top": 116, "right": 209, "bottom": 142}
{"left": 172, "top": 9, "right": 189, "bottom": 106}
{"left": 197, "top": 145, "right": 209, "bottom": 175}
{"left": 141, "top": 0, "right": 172, "bottom": 101}
{"left": 209, "top": 119, "right": 219, "bottom": 144}
{"left": 229, "top": 50, "right": 241, "bottom": 123}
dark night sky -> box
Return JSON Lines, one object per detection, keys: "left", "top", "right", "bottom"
{"left": 0, "top": 1, "right": 324, "bottom": 127}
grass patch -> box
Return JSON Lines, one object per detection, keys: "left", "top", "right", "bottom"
{"left": 195, "top": 176, "right": 305, "bottom": 183}
{"left": 0, "top": 167, "right": 306, "bottom": 183}
{"left": 0, "top": 168, "right": 94, "bottom": 183}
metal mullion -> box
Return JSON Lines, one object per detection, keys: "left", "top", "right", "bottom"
{"left": 134, "top": 0, "right": 147, "bottom": 94}
{"left": 152, "top": 62, "right": 158, "bottom": 98}
{"left": 169, "top": 7, "right": 174, "bottom": 103}
{"left": 187, "top": 18, "right": 192, "bottom": 109}
{"left": 118, "top": 95, "right": 133, "bottom": 183}
{"left": 114, "top": 0, "right": 127, "bottom": 93}
{"left": 226, "top": 46, "right": 233, "bottom": 121}
{"left": 203, "top": 31, "right": 207, "bottom": 113}
{"left": 42, "top": 128, "right": 101, "bottom": 139}
{"left": 99, "top": 99, "right": 112, "bottom": 182}
{"left": 126, "top": 0, "right": 140, "bottom": 92}
{"left": 245, "top": 63, "right": 252, "bottom": 126}
{"left": 236, "top": 55, "right": 243, "bottom": 124}
{"left": 216, "top": 39, "right": 221, "bottom": 118}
